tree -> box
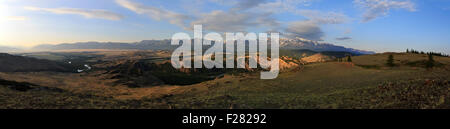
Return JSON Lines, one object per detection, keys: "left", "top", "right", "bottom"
{"left": 386, "top": 55, "right": 395, "bottom": 67}
{"left": 347, "top": 56, "right": 352, "bottom": 62}
{"left": 406, "top": 49, "right": 409, "bottom": 53}
{"left": 426, "top": 54, "right": 434, "bottom": 69}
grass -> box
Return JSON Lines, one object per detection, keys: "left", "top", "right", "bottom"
{"left": 0, "top": 86, "right": 175, "bottom": 109}
{"left": 353, "top": 53, "right": 450, "bottom": 68}
{"left": 0, "top": 51, "right": 449, "bottom": 109}
{"left": 165, "top": 62, "right": 446, "bottom": 109}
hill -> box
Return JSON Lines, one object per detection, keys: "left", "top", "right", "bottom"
{"left": 0, "top": 53, "right": 74, "bottom": 72}
{"left": 280, "top": 49, "right": 358, "bottom": 63}
{"left": 301, "top": 53, "right": 333, "bottom": 63}
{"left": 353, "top": 53, "right": 450, "bottom": 69}
{"left": 0, "top": 51, "right": 448, "bottom": 109}
{"left": 0, "top": 46, "right": 21, "bottom": 53}
{"left": 163, "top": 53, "right": 449, "bottom": 109}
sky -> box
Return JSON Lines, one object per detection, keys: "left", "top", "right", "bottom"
{"left": 0, "top": 0, "right": 449, "bottom": 53}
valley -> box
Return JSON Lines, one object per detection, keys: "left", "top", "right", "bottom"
{"left": 0, "top": 49, "right": 449, "bottom": 109}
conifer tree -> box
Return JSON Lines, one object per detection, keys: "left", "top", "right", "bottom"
{"left": 386, "top": 55, "right": 395, "bottom": 67}
{"left": 426, "top": 54, "right": 434, "bottom": 69}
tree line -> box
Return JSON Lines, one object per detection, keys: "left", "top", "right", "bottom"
{"left": 406, "top": 49, "right": 449, "bottom": 57}
{"left": 387, "top": 52, "right": 436, "bottom": 69}
{"left": 336, "top": 56, "right": 352, "bottom": 62}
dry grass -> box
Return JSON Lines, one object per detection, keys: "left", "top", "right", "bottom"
{"left": 1, "top": 51, "right": 449, "bottom": 109}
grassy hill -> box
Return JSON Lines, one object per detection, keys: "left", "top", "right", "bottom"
{"left": 152, "top": 53, "right": 450, "bottom": 109}
{"left": 0, "top": 52, "right": 448, "bottom": 109}
{"left": 353, "top": 53, "right": 450, "bottom": 69}
{"left": 0, "top": 53, "right": 75, "bottom": 72}
{"left": 280, "top": 49, "right": 318, "bottom": 59}
{"left": 280, "top": 49, "right": 359, "bottom": 63}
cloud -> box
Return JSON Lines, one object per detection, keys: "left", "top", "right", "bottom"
{"left": 24, "top": 6, "right": 124, "bottom": 21}
{"left": 240, "top": 1, "right": 348, "bottom": 41}
{"left": 283, "top": 10, "right": 349, "bottom": 41}
{"left": 209, "top": 0, "right": 317, "bottom": 13}
{"left": 190, "top": 10, "right": 279, "bottom": 32}
{"left": 252, "top": 0, "right": 317, "bottom": 13}
{"left": 190, "top": 10, "right": 255, "bottom": 32}
{"left": 297, "top": 10, "right": 349, "bottom": 24}
{"left": 5, "top": 16, "right": 28, "bottom": 21}
{"left": 336, "top": 37, "right": 352, "bottom": 40}
{"left": 115, "top": 0, "right": 190, "bottom": 28}
{"left": 115, "top": 0, "right": 279, "bottom": 32}
{"left": 114, "top": 0, "right": 343, "bottom": 41}
{"left": 207, "top": 0, "right": 238, "bottom": 5}
{"left": 284, "top": 20, "right": 324, "bottom": 41}
{"left": 354, "top": 0, "right": 416, "bottom": 22}
{"left": 231, "top": 0, "right": 267, "bottom": 11}
{"left": 188, "top": 0, "right": 327, "bottom": 34}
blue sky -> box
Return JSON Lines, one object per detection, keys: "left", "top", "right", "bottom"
{"left": 0, "top": 0, "right": 449, "bottom": 53}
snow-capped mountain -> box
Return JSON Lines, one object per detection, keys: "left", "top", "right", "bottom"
{"left": 279, "top": 38, "right": 375, "bottom": 55}
{"left": 32, "top": 38, "right": 375, "bottom": 55}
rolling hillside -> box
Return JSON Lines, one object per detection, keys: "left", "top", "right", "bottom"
{"left": 0, "top": 53, "right": 74, "bottom": 72}
{"left": 0, "top": 52, "right": 448, "bottom": 109}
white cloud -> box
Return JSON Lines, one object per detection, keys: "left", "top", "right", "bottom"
{"left": 190, "top": 10, "right": 254, "bottom": 32}
{"left": 188, "top": 0, "right": 328, "bottom": 34}
{"left": 0, "top": 3, "right": 27, "bottom": 21}
{"left": 24, "top": 6, "right": 124, "bottom": 21}
{"left": 209, "top": 0, "right": 317, "bottom": 13}
{"left": 297, "top": 10, "right": 349, "bottom": 24}
{"left": 253, "top": 0, "right": 317, "bottom": 13}
{"left": 114, "top": 0, "right": 346, "bottom": 41}
{"left": 190, "top": 10, "right": 279, "bottom": 32}
{"left": 115, "top": 0, "right": 190, "bottom": 28}
{"left": 116, "top": 0, "right": 279, "bottom": 32}
{"left": 5, "top": 16, "right": 28, "bottom": 21}
{"left": 354, "top": 0, "right": 416, "bottom": 22}
{"left": 228, "top": 0, "right": 347, "bottom": 41}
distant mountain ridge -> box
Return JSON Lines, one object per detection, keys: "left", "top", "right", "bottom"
{"left": 32, "top": 38, "right": 375, "bottom": 55}
{"left": 33, "top": 40, "right": 176, "bottom": 50}
{"left": 280, "top": 38, "right": 375, "bottom": 55}
{"left": 0, "top": 46, "right": 22, "bottom": 52}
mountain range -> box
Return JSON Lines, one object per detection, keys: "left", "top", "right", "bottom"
{"left": 32, "top": 38, "right": 375, "bottom": 55}
{"left": 279, "top": 38, "right": 375, "bottom": 55}
{"left": 0, "top": 46, "right": 22, "bottom": 53}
